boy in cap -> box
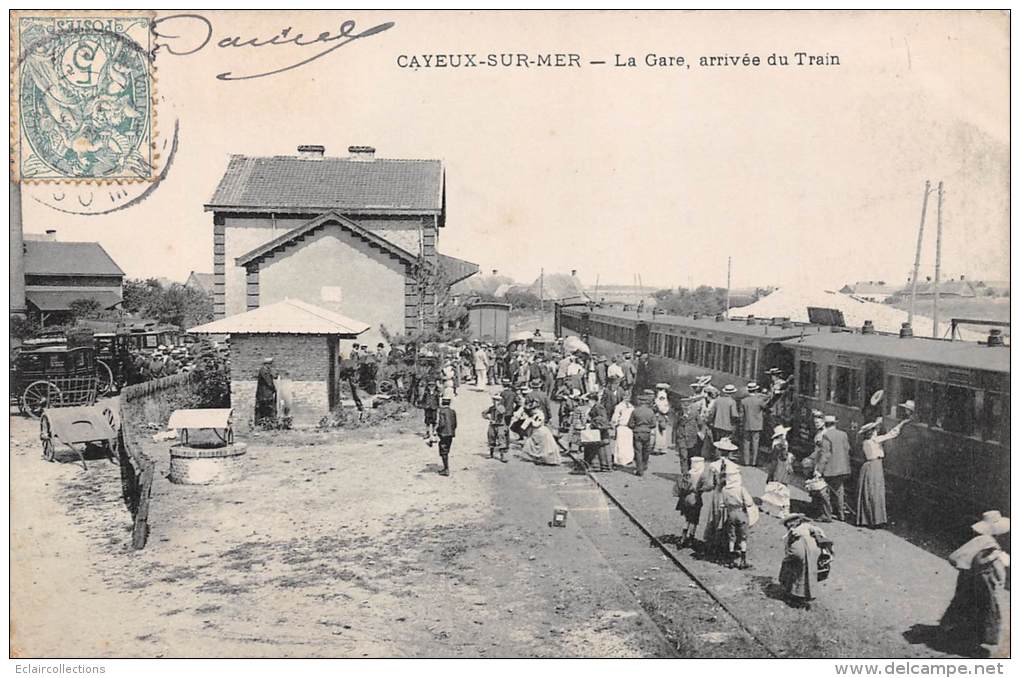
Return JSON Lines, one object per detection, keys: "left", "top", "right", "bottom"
{"left": 435, "top": 397, "right": 458, "bottom": 476}
{"left": 421, "top": 380, "right": 440, "bottom": 441}
{"left": 483, "top": 394, "right": 509, "bottom": 462}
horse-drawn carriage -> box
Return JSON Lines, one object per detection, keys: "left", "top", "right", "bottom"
{"left": 12, "top": 345, "right": 100, "bottom": 418}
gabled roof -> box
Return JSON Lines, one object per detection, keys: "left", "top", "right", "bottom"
{"left": 205, "top": 154, "right": 443, "bottom": 214}
{"left": 24, "top": 241, "right": 124, "bottom": 277}
{"left": 438, "top": 253, "right": 480, "bottom": 286}
{"left": 235, "top": 212, "right": 419, "bottom": 268}
{"left": 188, "top": 298, "right": 369, "bottom": 336}
{"left": 186, "top": 272, "right": 215, "bottom": 293}
{"left": 25, "top": 289, "right": 123, "bottom": 312}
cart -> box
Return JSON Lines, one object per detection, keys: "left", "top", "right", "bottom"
{"left": 40, "top": 404, "right": 119, "bottom": 470}
{"left": 12, "top": 345, "right": 99, "bottom": 418}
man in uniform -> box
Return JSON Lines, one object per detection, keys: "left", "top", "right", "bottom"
{"left": 740, "top": 382, "right": 768, "bottom": 466}
{"left": 255, "top": 357, "right": 278, "bottom": 423}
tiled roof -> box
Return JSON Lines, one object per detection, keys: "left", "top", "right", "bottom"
{"left": 438, "top": 253, "right": 479, "bottom": 286}
{"left": 25, "top": 289, "right": 123, "bottom": 312}
{"left": 24, "top": 241, "right": 124, "bottom": 277}
{"left": 186, "top": 272, "right": 215, "bottom": 293}
{"left": 235, "top": 212, "right": 418, "bottom": 267}
{"left": 206, "top": 154, "right": 443, "bottom": 214}
{"left": 188, "top": 298, "right": 369, "bottom": 336}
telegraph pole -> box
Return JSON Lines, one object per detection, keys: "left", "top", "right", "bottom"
{"left": 908, "top": 180, "right": 932, "bottom": 325}
{"left": 539, "top": 267, "right": 545, "bottom": 322}
{"left": 725, "top": 256, "right": 732, "bottom": 318}
{"left": 932, "top": 181, "right": 944, "bottom": 338}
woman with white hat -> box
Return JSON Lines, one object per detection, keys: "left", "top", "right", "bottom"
{"left": 938, "top": 511, "right": 1010, "bottom": 654}
{"left": 693, "top": 437, "right": 738, "bottom": 559}
{"left": 761, "top": 425, "right": 794, "bottom": 518}
{"left": 855, "top": 414, "right": 912, "bottom": 528}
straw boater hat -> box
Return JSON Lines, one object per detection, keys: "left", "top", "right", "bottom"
{"left": 440, "top": 397, "right": 451, "bottom": 405}
{"left": 713, "top": 437, "right": 738, "bottom": 452}
{"left": 870, "top": 389, "right": 885, "bottom": 407}
{"left": 263, "top": 357, "right": 273, "bottom": 363}
{"left": 823, "top": 414, "right": 837, "bottom": 424}
{"left": 689, "top": 382, "right": 703, "bottom": 391}
{"left": 746, "top": 381, "right": 758, "bottom": 391}
{"left": 858, "top": 420, "right": 881, "bottom": 437}
{"left": 655, "top": 382, "right": 670, "bottom": 390}
{"left": 767, "top": 367, "right": 782, "bottom": 375}
{"left": 972, "top": 510, "right": 1010, "bottom": 536}
{"left": 722, "top": 384, "right": 737, "bottom": 395}
{"left": 771, "top": 424, "right": 791, "bottom": 439}
{"left": 900, "top": 400, "right": 916, "bottom": 413}
{"left": 782, "top": 513, "right": 810, "bottom": 528}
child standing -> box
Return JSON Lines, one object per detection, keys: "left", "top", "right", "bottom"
{"left": 436, "top": 397, "right": 458, "bottom": 477}
{"left": 422, "top": 381, "right": 440, "bottom": 442}
{"left": 484, "top": 395, "right": 509, "bottom": 462}
{"left": 762, "top": 425, "right": 795, "bottom": 517}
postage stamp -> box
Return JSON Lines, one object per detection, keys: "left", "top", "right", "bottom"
{"left": 10, "top": 12, "right": 157, "bottom": 182}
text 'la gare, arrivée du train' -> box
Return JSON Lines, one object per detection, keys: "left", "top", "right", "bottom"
{"left": 396, "top": 51, "right": 841, "bottom": 70}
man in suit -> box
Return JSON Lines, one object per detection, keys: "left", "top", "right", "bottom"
{"left": 740, "top": 382, "right": 768, "bottom": 466}
{"left": 815, "top": 414, "right": 852, "bottom": 521}
{"left": 628, "top": 390, "right": 657, "bottom": 477}
{"left": 709, "top": 384, "right": 741, "bottom": 444}
{"left": 255, "top": 357, "right": 277, "bottom": 423}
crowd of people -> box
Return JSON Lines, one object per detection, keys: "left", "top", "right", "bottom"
{"left": 411, "top": 335, "right": 1009, "bottom": 653}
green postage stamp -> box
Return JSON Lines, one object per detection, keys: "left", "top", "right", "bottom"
{"left": 11, "top": 12, "right": 157, "bottom": 182}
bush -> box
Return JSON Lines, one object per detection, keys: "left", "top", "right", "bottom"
{"left": 190, "top": 341, "right": 230, "bottom": 408}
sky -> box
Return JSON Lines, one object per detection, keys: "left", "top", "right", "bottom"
{"left": 18, "top": 10, "right": 1010, "bottom": 293}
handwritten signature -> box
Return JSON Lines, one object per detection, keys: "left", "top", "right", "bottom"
{"left": 152, "top": 14, "right": 395, "bottom": 81}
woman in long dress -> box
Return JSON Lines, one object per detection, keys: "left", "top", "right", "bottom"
{"left": 761, "top": 425, "right": 794, "bottom": 517}
{"left": 778, "top": 513, "right": 829, "bottom": 606}
{"left": 523, "top": 410, "right": 563, "bottom": 466}
{"left": 855, "top": 416, "right": 911, "bottom": 528}
{"left": 611, "top": 397, "right": 635, "bottom": 468}
{"left": 693, "top": 438, "right": 735, "bottom": 558}
{"left": 938, "top": 511, "right": 1010, "bottom": 655}
{"left": 652, "top": 383, "right": 674, "bottom": 455}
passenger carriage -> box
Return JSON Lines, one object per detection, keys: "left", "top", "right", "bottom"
{"left": 12, "top": 345, "right": 99, "bottom": 418}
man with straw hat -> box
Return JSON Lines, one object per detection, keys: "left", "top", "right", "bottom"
{"left": 740, "top": 381, "right": 768, "bottom": 467}
{"left": 939, "top": 510, "right": 1010, "bottom": 654}
{"left": 708, "top": 384, "right": 741, "bottom": 446}
{"left": 693, "top": 437, "right": 738, "bottom": 559}
{"left": 816, "top": 414, "right": 852, "bottom": 522}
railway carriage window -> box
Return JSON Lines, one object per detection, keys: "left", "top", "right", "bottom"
{"left": 982, "top": 392, "right": 1005, "bottom": 443}
{"left": 799, "top": 360, "right": 819, "bottom": 398}
{"left": 897, "top": 377, "right": 918, "bottom": 418}
{"left": 916, "top": 381, "right": 935, "bottom": 425}
{"left": 826, "top": 365, "right": 860, "bottom": 406}
{"left": 933, "top": 384, "right": 978, "bottom": 437}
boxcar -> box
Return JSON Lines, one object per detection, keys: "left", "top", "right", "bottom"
{"left": 786, "top": 327, "right": 1010, "bottom": 524}
{"left": 467, "top": 302, "right": 511, "bottom": 344}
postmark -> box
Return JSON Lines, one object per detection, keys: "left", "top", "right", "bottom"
{"left": 11, "top": 12, "right": 158, "bottom": 183}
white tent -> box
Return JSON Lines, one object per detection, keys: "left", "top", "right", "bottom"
{"left": 737, "top": 287, "right": 984, "bottom": 341}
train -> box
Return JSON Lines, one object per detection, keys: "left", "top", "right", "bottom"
{"left": 555, "top": 302, "right": 1010, "bottom": 528}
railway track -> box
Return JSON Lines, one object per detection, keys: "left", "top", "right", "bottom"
{"left": 562, "top": 450, "right": 782, "bottom": 658}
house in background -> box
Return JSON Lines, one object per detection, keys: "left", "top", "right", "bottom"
{"left": 185, "top": 271, "right": 215, "bottom": 296}
{"left": 839, "top": 281, "right": 898, "bottom": 303}
{"left": 905, "top": 276, "right": 977, "bottom": 299}
{"left": 23, "top": 230, "right": 124, "bottom": 326}
{"left": 205, "top": 144, "right": 477, "bottom": 347}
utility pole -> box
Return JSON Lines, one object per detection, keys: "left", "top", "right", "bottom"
{"left": 725, "top": 256, "right": 732, "bottom": 318}
{"left": 933, "top": 181, "right": 944, "bottom": 338}
{"left": 908, "top": 180, "right": 932, "bottom": 325}
{"left": 539, "top": 267, "right": 544, "bottom": 322}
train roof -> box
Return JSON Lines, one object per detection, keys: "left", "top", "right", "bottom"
{"left": 786, "top": 332, "right": 1009, "bottom": 373}
{"left": 579, "top": 307, "right": 807, "bottom": 340}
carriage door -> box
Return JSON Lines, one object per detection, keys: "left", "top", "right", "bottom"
{"left": 863, "top": 359, "right": 885, "bottom": 419}
{"left": 634, "top": 322, "right": 650, "bottom": 354}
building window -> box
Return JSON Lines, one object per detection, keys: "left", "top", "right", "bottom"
{"left": 799, "top": 360, "right": 819, "bottom": 398}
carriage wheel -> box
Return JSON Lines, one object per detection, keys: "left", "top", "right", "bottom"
{"left": 22, "top": 381, "right": 62, "bottom": 418}
{"left": 39, "top": 415, "right": 54, "bottom": 462}
{"left": 95, "top": 360, "right": 115, "bottom": 397}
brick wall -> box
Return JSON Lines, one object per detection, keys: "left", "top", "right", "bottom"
{"left": 230, "top": 334, "right": 332, "bottom": 430}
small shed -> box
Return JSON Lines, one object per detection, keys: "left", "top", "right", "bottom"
{"left": 188, "top": 298, "right": 369, "bottom": 430}
{"left": 467, "top": 301, "right": 511, "bottom": 343}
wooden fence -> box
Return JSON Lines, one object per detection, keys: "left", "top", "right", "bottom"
{"left": 119, "top": 371, "right": 196, "bottom": 549}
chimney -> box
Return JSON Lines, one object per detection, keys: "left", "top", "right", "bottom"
{"left": 491, "top": 269, "right": 498, "bottom": 276}
{"left": 987, "top": 329, "right": 1004, "bottom": 347}
{"left": 692, "top": 313, "right": 700, "bottom": 320}
{"left": 297, "top": 144, "right": 325, "bottom": 158}
{"left": 861, "top": 320, "right": 875, "bottom": 335}
{"left": 348, "top": 145, "right": 376, "bottom": 161}
{"left": 571, "top": 269, "right": 577, "bottom": 277}
{"left": 899, "top": 322, "right": 914, "bottom": 338}
{"left": 746, "top": 315, "right": 756, "bottom": 326}
{"left": 44, "top": 229, "right": 57, "bottom": 241}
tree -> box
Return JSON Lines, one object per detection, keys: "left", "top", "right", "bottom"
{"left": 651, "top": 286, "right": 728, "bottom": 316}
{"left": 504, "top": 290, "right": 542, "bottom": 310}
{"left": 68, "top": 297, "right": 103, "bottom": 320}
{"left": 121, "top": 278, "right": 213, "bottom": 329}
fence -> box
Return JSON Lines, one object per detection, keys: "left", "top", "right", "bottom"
{"left": 118, "top": 371, "right": 196, "bottom": 549}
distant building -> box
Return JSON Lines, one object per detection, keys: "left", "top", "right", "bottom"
{"left": 526, "top": 270, "right": 589, "bottom": 303}
{"left": 185, "top": 271, "right": 215, "bottom": 295}
{"left": 206, "top": 144, "right": 477, "bottom": 346}
{"left": 904, "top": 276, "right": 977, "bottom": 299}
{"left": 23, "top": 231, "right": 124, "bottom": 326}
{"left": 839, "top": 281, "right": 898, "bottom": 303}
